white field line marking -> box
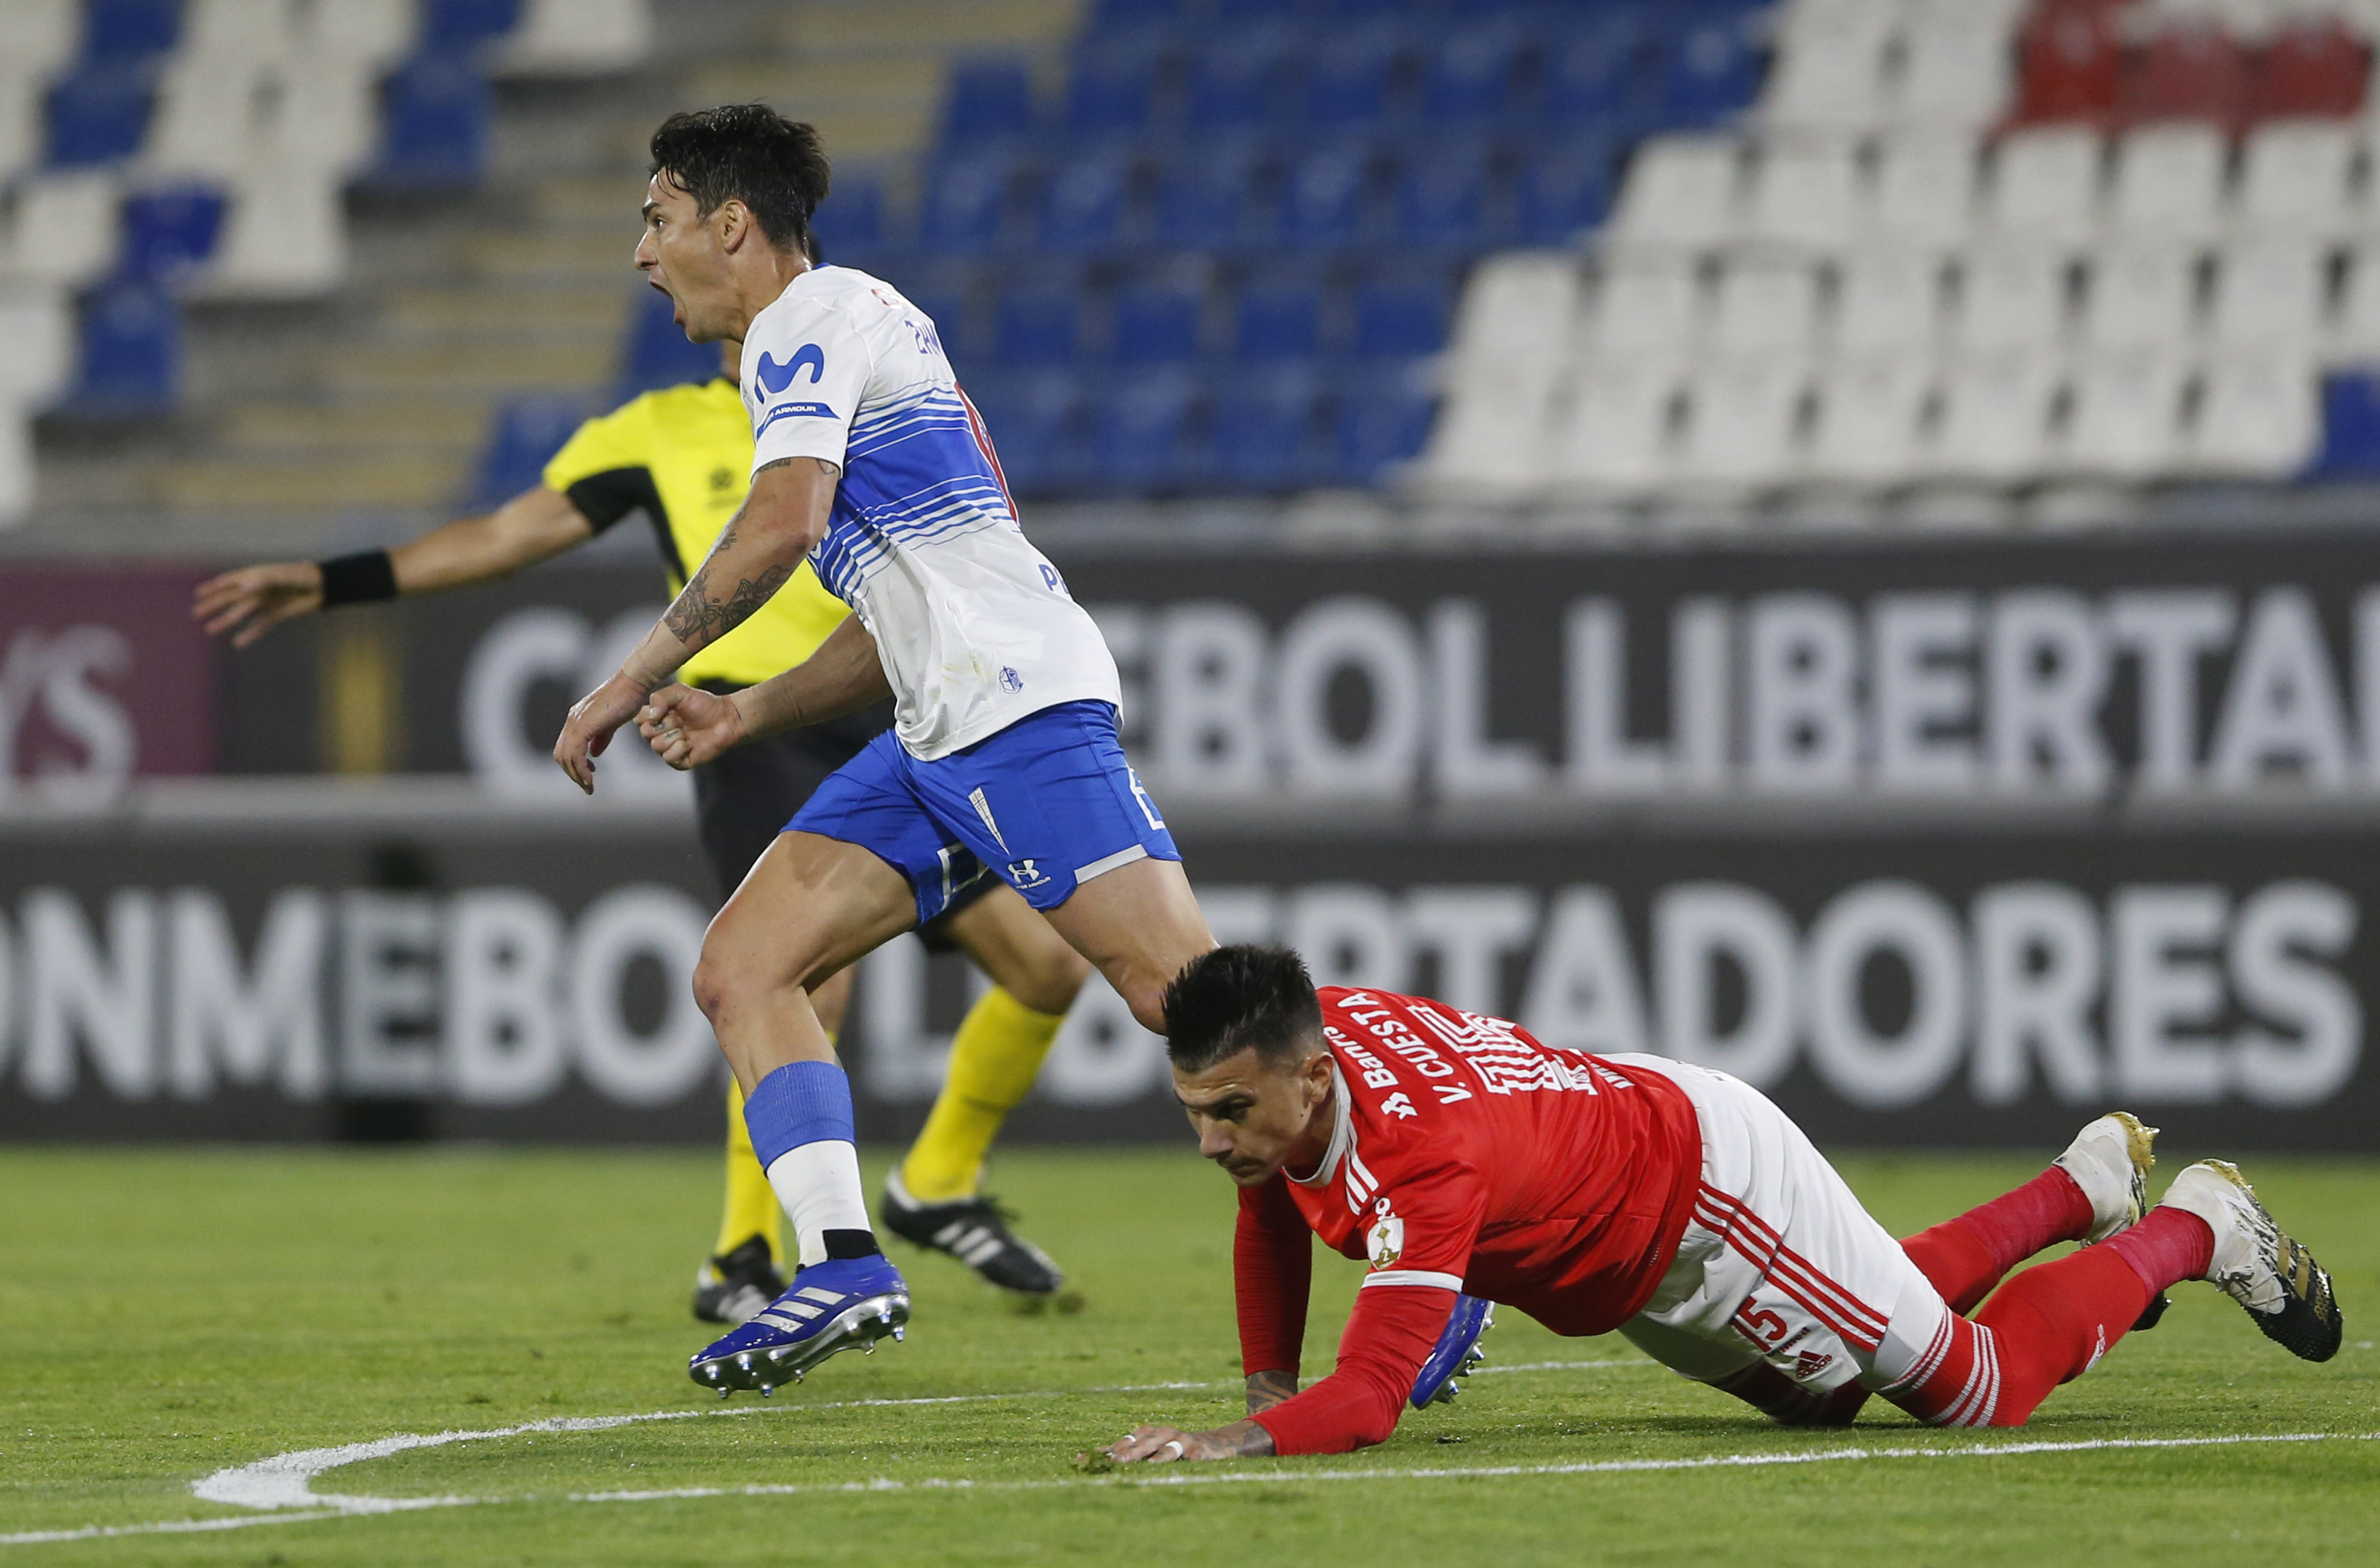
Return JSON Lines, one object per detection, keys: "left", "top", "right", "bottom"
{"left": 188, "top": 1362, "right": 1655, "bottom": 1514}
{"left": 6, "top": 1429, "right": 2367, "bottom": 1548}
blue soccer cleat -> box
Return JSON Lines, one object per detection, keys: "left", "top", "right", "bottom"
{"left": 688, "top": 1254, "right": 911, "bottom": 1397}
{"left": 1409, "top": 1294, "right": 1495, "bottom": 1409}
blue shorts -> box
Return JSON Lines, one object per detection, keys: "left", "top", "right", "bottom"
{"left": 786, "top": 700, "right": 1180, "bottom": 927}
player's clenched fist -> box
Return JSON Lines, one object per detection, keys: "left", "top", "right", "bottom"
{"left": 638, "top": 684, "right": 748, "bottom": 770}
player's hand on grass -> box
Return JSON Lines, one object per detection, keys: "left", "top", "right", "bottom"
{"left": 638, "top": 683, "right": 747, "bottom": 770}
{"left": 1105, "top": 1418, "right": 1275, "bottom": 1464}
{"left": 554, "top": 672, "right": 653, "bottom": 794}
{"left": 191, "top": 562, "right": 323, "bottom": 647}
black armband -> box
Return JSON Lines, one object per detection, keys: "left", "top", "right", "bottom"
{"left": 316, "top": 549, "right": 398, "bottom": 607}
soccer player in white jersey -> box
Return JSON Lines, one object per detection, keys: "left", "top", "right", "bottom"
{"left": 550, "top": 106, "right": 1218, "bottom": 1392}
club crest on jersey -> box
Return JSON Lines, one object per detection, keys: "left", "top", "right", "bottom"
{"left": 1366, "top": 1199, "right": 1404, "bottom": 1270}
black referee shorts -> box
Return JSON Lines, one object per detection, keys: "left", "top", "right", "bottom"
{"left": 689, "top": 695, "right": 990, "bottom": 952}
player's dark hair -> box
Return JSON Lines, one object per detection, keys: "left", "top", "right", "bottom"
{"left": 648, "top": 104, "right": 830, "bottom": 257}
{"left": 1164, "top": 945, "right": 1324, "bottom": 1075}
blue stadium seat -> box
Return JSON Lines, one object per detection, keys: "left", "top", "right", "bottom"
{"left": 1542, "top": 18, "right": 1650, "bottom": 132}
{"left": 993, "top": 289, "right": 1081, "bottom": 368}
{"left": 373, "top": 53, "right": 492, "bottom": 187}
{"left": 1350, "top": 279, "right": 1448, "bottom": 360}
{"left": 81, "top": 0, "right": 181, "bottom": 65}
{"left": 65, "top": 277, "right": 179, "bottom": 415}
{"left": 1065, "top": 39, "right": 1165, "bottom": 138}
{"left": 1396, "top": 147, "right": 1495, "bottom": 252}
{"left": 1653, "top": 15, "right": 1766, "bottom": 129}
{"left": 1040, "top": 153, "right": 1135, "bottom": 255}
{"left": 1209, "top": 362, "right": 1324, "bottom": 489}
{"left": 44, "top": 67, "right": 155, "bottom": 167}
{"left": 1087, "top": 0, "right": 1185, "bottom": 36}
{"left": 941, "top": 56, "right": 1036, "bottom": 149}
{"left": 1183, "top": 33, "right": 1295, "bottom": 133}
{"left": 1155, "top": 150, "right": 1266, "bottom": 251}
{"left": 811, "top": 175, "right": 886, "bottom": 263}
{"left": 119, "top": 186, "right": 227, "bottom": 285}
{"left": 1334, "top": 378, "right": 1438, "bottom": 483}
{"left": 618, "top": 288, "right": 722, "bottom": 398}
{"left": 421, "top": 0, "right": 525, "bottom": 54}
{"left": 469, "top": 395, "right": 591, "bottom": 508}
{"left": 1301, "top": 30, "right": 1408, "bottom": 132}
{"left": 2314, "top": 371, "right": 2380, "bottom": 477}
{"left": 967, "top": 369, "right": 1083, "bottom": 494}
{"left": 1273, "top": 148, "right": 1375, "bottom": 252}
{"left": 1111, "top": 286, "right": 1203, "bottom": 364}
{"left": 1420, "top": 26, "right": 1527, "bottom": 129}
{"left": 920, "top": 155, "right": 1018, "bottom": 253}
{"left": 1233, "top": 283, "right": 1323, "bottom": 362}
{"left": 1090, "top": 371, "right": 1197, "bottom": 490}
{"left": 1514, "top": 140, "right": 1615, "bottom": 246}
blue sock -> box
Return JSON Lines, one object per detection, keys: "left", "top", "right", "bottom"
{"left": 743, "top": 1062, "right": 877, "bottom": 1266}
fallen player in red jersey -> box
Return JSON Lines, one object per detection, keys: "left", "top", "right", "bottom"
{"left": 1108, "top": 946, "right": 2344, "bottom": 1463}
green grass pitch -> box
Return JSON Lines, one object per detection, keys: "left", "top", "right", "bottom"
{"left": 2, "top": 1142, "right": 2375, "bottom": 1566}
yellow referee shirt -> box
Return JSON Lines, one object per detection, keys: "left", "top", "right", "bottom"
{"left": 541, "top": 377, "right": 850, "bottom": 689}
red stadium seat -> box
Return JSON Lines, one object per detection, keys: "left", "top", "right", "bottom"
{"left": 2120, "top": 22, "right": 2250, "bottom": 129}
{"left": 2255, "top": 19, "right": 2369, "bottom": 121}
{"left": 2013, "top": 4, "right": 2122, "bottom": 125}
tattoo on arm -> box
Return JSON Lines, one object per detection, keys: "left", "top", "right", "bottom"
{"left": 1200, "top": 1418, "right": 1277, "bottom": 1459}
{"left": 658, "top": 455, "right": 837, "bottom": 648}
{"left": 1245, "top": 1371, "right": 1297, "bottom": 1415}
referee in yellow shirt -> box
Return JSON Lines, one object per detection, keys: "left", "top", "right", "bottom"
{"left": 195, "top": 341, "right": 1089, "bottom": 1322}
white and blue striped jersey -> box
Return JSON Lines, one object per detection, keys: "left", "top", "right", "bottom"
{"left": 739, "top": 265, "right": 1119, "bottom": 759}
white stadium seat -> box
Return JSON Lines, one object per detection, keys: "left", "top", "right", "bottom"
{"left": 1708, "top": 261, "right": 1821, "bottom": 360}
{"left": 1743, "top": 140, "right": 1861, "bottom": 251}
{"left": 2236, "top": 120, "right": 2358, "bottom": 237}
{"left": 0, "top": 0, "right": 79, "bottom": 92}
{"left": 2084, "top": 243, "right": 2201, "bottom": 354}
{"left": 1423, "top": 377, "right": 1554, "bottom": 500}
{"left": 1986, "top": 126, "right": 2103, "bottom": 245}
{"left": 1956, "top": 244, "right": 2071, "bottom": 357}
{"left": 1861, "top": 134, "right": 1979, "bottom": 249}
{"left": 2106, "top": 124, "right": 2228, "bottom": 240}
{"left": 0, "top": 409, "right": 34, "bottom": 527}
{"left": 1891, "top": 14, "right": 2017, "bottom": 132}
{"left": 1832, "top": 247, "right": 1948, "bottom": 359}
{"left": 1587, "top": 260, "right": 1704, "bottom": 362}
{"left": 2207, "top": 239, "right": 2329, "bottom": 352}
{"left": 293, "top": 0, "right": 421, "bottom": 72}
{"left": 3, "top": 172, "right": 124, "bottom": 288}
{"left": 1806, "top": 357, "right": 1931, "bottom": 486}
{"left": 2189, "top": 354, "right": 2321, "bottom": 477}
{"left": 1761, "top": 22, "right": 1893, "bottom": 134}
{"left": 2326, "top": 241, "right": 2380, "bottom": 364}
{"left": 1445, "top": 253, "right": 1583, "bottom": 379}
{"left": 194, "top": 155, "right": 348, "bottom": 299}
{"left": 1605, "top": 136, "right": 1744, "bottom": 254}
{"left": 1546, "top": 361, "right": 1683, "bottom": 493}
{"left": 0, "top": 290, "right": 73, "bottom": 408}
{"left": 2060, "top": 355, "right": 2189, "bottom": 479}
{"left": 497, "top": 0, "right": 654, "bottom": 76}
{"left": 1680, "top": 360, "right": 1809, "bottom": 488}
{"left": 1929, "top": 354, "right": 2060, "bottom": 482}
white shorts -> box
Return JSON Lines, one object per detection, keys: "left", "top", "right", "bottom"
{"left": 1606, "top": 1055, "right": 2000, "bottom": 1426}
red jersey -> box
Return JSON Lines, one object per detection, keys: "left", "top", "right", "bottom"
{"left": 1238, "top": 986, "right": 1702, "bottom": 1455}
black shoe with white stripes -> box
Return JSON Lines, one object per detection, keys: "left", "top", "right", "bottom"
{"left": 881, "top": 1171, "right": 1065, "bottom": 1296}
{"left": 692, "top": 1235, "right": 788, "bottom": 1326}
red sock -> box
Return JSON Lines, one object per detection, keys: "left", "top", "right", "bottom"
{"left": 2101, "top": 1205, "right": 2214, "bottom": 1294}
{"left": 1970, "top": 1245, "right": 2158, "bottom": 1425}
{"left": 1902, "top": 1167, "right": 2095, "bottom": 1314}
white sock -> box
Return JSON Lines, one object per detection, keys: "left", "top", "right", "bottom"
{"left": 764, "top": 1140, "right": 873, "bottom": 1268}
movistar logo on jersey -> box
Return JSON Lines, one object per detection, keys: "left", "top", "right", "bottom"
{"left": 756, "top": 343, "right": 825, "bottom": 393}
